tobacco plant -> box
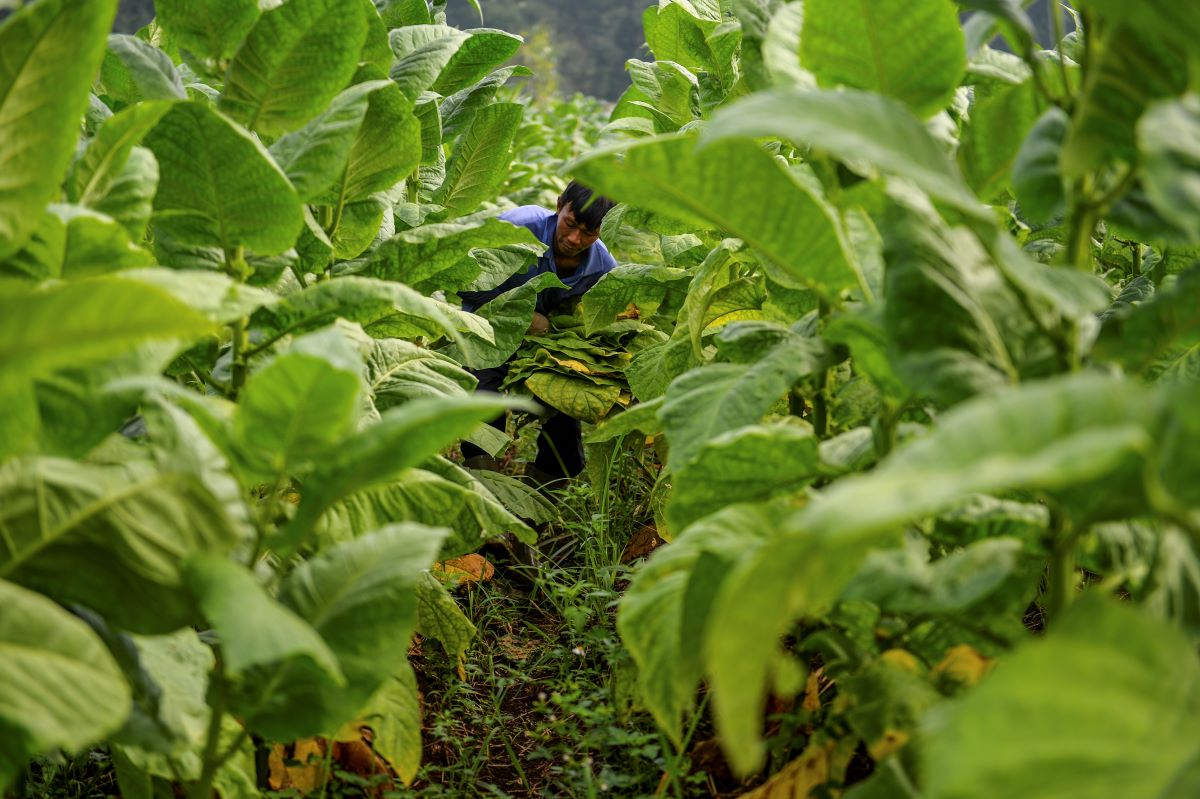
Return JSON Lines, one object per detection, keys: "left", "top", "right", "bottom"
{"left": 0, "top": 0, "right": 571, "bottom": 795}
{"left": 573, "top": 0, "right": 1200, "bottom": 795}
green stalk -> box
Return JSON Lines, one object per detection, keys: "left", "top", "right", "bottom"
{"left": 229, "top": 317, "right": 249, "bottom": 397}
{"left": 1052, "top": 1, "right": 1072, "bottom": 104}
{"left": 1065, "top": 178, "right": 1097, "bottom": 271}
{"left": 1045, "top": 513, "right": 1080, "bottom": 624}
{"left": 223, "top": 246, "right": 249, "bottom": 396}
{"left": 191, "top": 654, "right": 228, "bottom": 799}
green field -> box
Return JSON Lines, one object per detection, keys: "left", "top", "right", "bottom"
{"left": 2, "top": 1, "right": 1199, "bottom": 797}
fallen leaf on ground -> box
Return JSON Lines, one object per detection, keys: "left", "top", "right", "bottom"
{"left": 434, "top": 554, "right": 495, "bottom": 585}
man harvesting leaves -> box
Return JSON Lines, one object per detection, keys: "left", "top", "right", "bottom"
{"left": 459, "top": 180, "right": 617, "bottom": 482}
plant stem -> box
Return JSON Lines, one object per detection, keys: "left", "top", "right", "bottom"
{"left": 1045, "top": 513, "right": 1079, "bottom": 624}
{"left": 191, "top": 654, "right": 228, "bottom": 799}
{"left": 1065, "top": 180, "right": 1097, "bottom": 271}
{"left": 222, "top": 245, "right": 249, "bottom": 397}
{"left": 229, "top": 316, "right": 249, "bottom": 397}
{"left": 1052, "top": 1, "right": 1072, "bottom": 103}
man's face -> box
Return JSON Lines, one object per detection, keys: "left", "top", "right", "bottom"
{"left": 554, "top": 201, "right": 601, "bottom": 259}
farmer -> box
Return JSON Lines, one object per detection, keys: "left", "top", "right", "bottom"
{"left": 459, "top": 180, "right": 617, "bottom": 482}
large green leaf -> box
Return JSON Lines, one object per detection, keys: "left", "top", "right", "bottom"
{"left": 1140, "top": 95, "right": 1200, "bottom": 244}
{"left": 144, "top": 101, "right": 303, "bottom": 255}
{"left": 580, "top": 264, "right": 692, "bottom": 336}
{"left": 142, "top": 399, "right": 254, "bottom": 544}
{"left": 1062, "top": 25, "right": 1188, "bottom": 176}
{"left": 377, "top": 0, "right": 430, "bottom": 27}
{"left": 364, "top": 215, "right": 544, "bottom": 294}
{"left": 367, "top": 337, "right": 476, "bottom": 409}
{"left": 219, "top": 0, "right": 367, "bottom": 135}
{"left": 0, "top": 457, "right": 245, "bottom": 633}
{"left": 660, "top": 331, "right": 831, "bottom": 468}
{"left": 922, "top": 596, "right": 1200, "bottom": 798}
{"left": 0, "top": 579, "right": 131, "bottom": 791}
{"left": 440, "top": 65, "right": 532, "bottom": 141}
{"left": 626, "top": 59, "right": 700, "bottom": 128}
{"left": 802, "top": 373, "right": 1160, "bottom": 537}
{"left": 234, "top": 342, "right": 363, "bottom": 481}
{"left": 388, "top": 24, "right": 470, "bottom": 102}
{"left": 799, "top": 0, "right": 965, "bottom": 118}
{"left": 415, "top": 571, "right": 476, "bottom": 659}
{"left": 7, "top": 205, "right": 153, "bottom": 280}
{"left": 667, "top": 422, "right": 820, "bottom": 531}
{"left": 1094, "top": 266, "right": 1200, "bottom": 375}
{"left": 1073, "top": 0, "right": 1200, "bottom": 57}
{"left": 235, "top": 524, "right": 447, "bottom": 738}
{"left": 468, "top": 470, "right": 558, "bottom": 525}
{"left": 356, "top": 662, "right": 422, "bottom": 785}
{"left": 72, "top": 101, "right": 174, "bottom": 232}
{"left": 268, "top": 81, "right": 379, "bottom": 202}
{"left": 704, "top": 516, "right": 896, "bottom": 775}
{"left": 1011, "top": 107, "right": 1070, "bottom": 224}
{"left": 315, "top": 468, "right": 535, "bottom": 558}
{"left": 99, "top": 34, "right": 187, "bottom": 104}
{"left": 959, "top": 78, "right": 1041, "bottom": 201}
{"left": 28, "top": 343, "right": 178, "bottom": 459}
{"left": 618, "top": 504, "right": 777, "bottom": 747}
{"left": 430, "top": 28, "right": 523, "bottom": 95}
{"left": 153, "top": 0, "right": 260, "bottom": 62}
{"left": 761, "top": 2, "right": 810, "bottom": 88}
{"left": 283, "top": 395, "right": 526, "bottom": 549}
{"left": 434, "top": 102, "right": 524, "bottom": 217}
{"left": 450, "top": 272, "right": 567, "bottom": 369}
{"left": 119, "top": 267, "right": 279, "bottom": 324}
{"left": 702, "top": 88, "right": 984, "bottom": 217}
{"left": 251, "top": 276, "right": 477, "bottom": 344}
{"left": 316, "top": 68, "right": 422, "bottom": 206}
{"left": 183, "top": 553, "right": 343, "bottom": 682}
{"left": 110, "top": 628, "right": 212, "bottom": 760}
{"left": 645, "top": 0, "right": 736, "bottom": 91}
{"left": 525, "top": 371, "right": 624, "bottom": 424}
{"left": 732, "top": 0, "right": 786, "bottom": 91}
{"left": 842, "top": 537, "right": 1028, "bottom": 616}
{"left": 0, "top": 276, "right": 212, "bottom": 392}
{"left": 571, "top": 134, "right": 864, "bottom": 297}
{"left": 0, "top": 0, "right": 117, "bottom": 258}
{"left": 881, "top": 205, "right": 1054, "bottom": 405}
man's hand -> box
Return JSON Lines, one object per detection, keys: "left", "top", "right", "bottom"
{"left": 527, "top": 311, "right": 550, "bottom": 336}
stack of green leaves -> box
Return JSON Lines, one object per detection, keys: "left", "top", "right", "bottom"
{"left": 501, "top": 315, "right": 661, "bottom": 423}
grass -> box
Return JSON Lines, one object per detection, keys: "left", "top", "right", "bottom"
{"left": 397, "top": 448, "right": 695, "bottom": 798}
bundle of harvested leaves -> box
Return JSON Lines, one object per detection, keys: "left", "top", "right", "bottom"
{"left": 502, "top": 314, "right": 665, "bottom": 422}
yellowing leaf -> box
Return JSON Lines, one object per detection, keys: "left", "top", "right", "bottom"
{"left": 869, "top": 729, "right": 910, "bottom": 761}
{"left": 933, "top": 644, "right": 992, "bottom": 687}
{"left": 880, "top": 649, "right": 922, "bottom": 673}
{"left": 740, "top": 740, "right": 837, "bottom": 799}
{"left": 434, "top": 554, "right": 495, "bottom": 585}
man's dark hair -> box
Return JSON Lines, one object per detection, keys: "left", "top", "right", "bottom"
{"left": 559, "top": 180, "right": 615, "bottom": 231}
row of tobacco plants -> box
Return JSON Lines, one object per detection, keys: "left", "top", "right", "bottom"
{"left": 2, "top": 0, "right": 1199, "bottom": 797}
{"left": 567, "top": 0, "right": 1200, "bottom": 795}
{"left": 1, "top": 0, "right": 600, "bottom": 795}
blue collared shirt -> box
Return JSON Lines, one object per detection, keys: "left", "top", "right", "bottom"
{"left": 459, "top": 206, "right": 617, "bottom": 315}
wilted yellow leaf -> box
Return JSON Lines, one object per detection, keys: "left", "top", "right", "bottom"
{"left": 933, "top": 644, "right": 992, "bottom": 686}
{"left": 434, "top": 554, "right": 495, "bottom": 585}
{"left": 740, "top": 740, "right": 838, "bottom": 799}
{"left": 880, "top": 648, "right": 922, "bottom": 673}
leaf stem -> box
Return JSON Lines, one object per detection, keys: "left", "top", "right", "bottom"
{"left": 1045, "top": 511, "right": 1080, "bottom": 624}
{"left": 1051, "top": 1, "right": 1072, "bottom": 104}
{"left": 191, "top": 653, "right": 228, "bottom": 799}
